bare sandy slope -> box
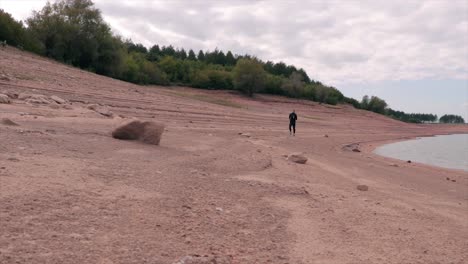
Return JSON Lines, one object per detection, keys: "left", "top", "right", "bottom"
{"left": 1, "top": 46, "right": 467, "bottom": 264}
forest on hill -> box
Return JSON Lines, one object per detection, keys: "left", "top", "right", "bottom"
{"left": 0, "top": 0, "right": 463, "bottom": 123}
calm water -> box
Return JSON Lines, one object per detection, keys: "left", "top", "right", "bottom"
{"left": 374, "top": 134, "right": 468, "bottom": 171}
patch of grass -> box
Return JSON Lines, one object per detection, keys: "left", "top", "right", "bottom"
{"left": 170, "top": 91, "right": 243, "bottom": 109}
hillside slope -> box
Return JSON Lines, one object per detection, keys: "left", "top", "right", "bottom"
{"left": 1, "top": 46, "right": 467, "bottom": 264}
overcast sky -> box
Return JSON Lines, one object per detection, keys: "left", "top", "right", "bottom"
{"left": 1, "top": 0, "right": 467, "bottom": 119}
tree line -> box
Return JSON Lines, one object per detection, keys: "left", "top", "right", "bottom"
{"left": 358, "top": 95, "right": 464, "bottom": 123}
{"left": 0, "top": 0, "right": 463, "bottom": 124}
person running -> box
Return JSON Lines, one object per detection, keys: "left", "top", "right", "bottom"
{"left": 289, "top": 110, "right": 297, "bottom": 136}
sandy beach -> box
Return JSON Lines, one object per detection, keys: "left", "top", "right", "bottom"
{"left": 1, "top": 46, "right": 467, "bottom": 264}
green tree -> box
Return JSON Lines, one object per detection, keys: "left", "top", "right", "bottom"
{"left": 225, "top": 51, "right": 236, "bottom": 66}
{"left": 281, "top": 71, "right": 305, "bottom": 97}
{"left": 361, "top": 95, "right": 370, "bottom": 109}
{"left": 188, "top": 49, "right": 196, "bottom": 60}
{"left": 158, "top": 56, "right": 178, "bottom": 82}
{"left": 197, "top": 50, "right": 205, "bottom": 61}
{"left": 367, "top": 96, "right": 387, "bottom": 114}
{"left": 439, "top": 114, "right": 465, "bottom": 123}
{"left": 147, "top": 44, "right": 161, "bottom": 61}
{"left": 26, "top": 0, "right": 118, "bottom": 72}
{"left": 233, "top": 58, "right": 266, "bottom": 96}
{"left": 0, "top": 9, "right": 41, "bottom": 53}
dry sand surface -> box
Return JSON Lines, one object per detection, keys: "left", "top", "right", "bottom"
{"left": 1, "top": 46, "right": 468, "bottom": 264}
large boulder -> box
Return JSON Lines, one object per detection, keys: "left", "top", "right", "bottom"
{"left": 288, "top": 153, "right": 308, "bottom": 164}
{"left": 0, "top": 94, "right": 10, "bottom": 104}
{"left": 112, "top": 120, "right": 165, "bottom": 145}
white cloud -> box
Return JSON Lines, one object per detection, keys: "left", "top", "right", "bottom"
{"left": 1, "top": 0, "right": 467, "bottom": 87}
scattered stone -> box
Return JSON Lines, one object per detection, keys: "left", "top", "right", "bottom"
{"left": 352, "top": 148, "right": 361, "bottom": 153}
{"left": 20, "top": 94, "right": 52, "bottom": 104}
{"left": 324, "top": 134, "right": 329, "bottom": 138}
{"left": 407, "top": 160, "right": 412, "bottom": 163}
{"left": 288, "top": 153, "right": 308, "bottom": 164}
{"left": 356, "top": 185, "right": 369, "bottom": 191}
{"left": 112, "top": 120, "right": 165, "bottom": 145}
{"left": 0, "top": 74, "right": 10, "bottom": 81}
{"left": 446, "top": 177, "right": 450, "bottom": 181}
{"left": 1, "top": 118, "right": 19, "bottom": 126}
{"left": 239, "top": 132, "right": 251, "bottom": 138}
{"left": 95, "top": 107, "right": 113, "bottom": 117}
{"left": 86, "top": 104, "right": 98, "bottom": 110}
{"left": 0, "top": 94, "right": 10, "bottom": 104}
{"left": 87, "top": 103, "right": 113, "bottom": 117}
{"left": 49, "top": 103, "right": 60, "bottom": 109}
{"left": 451, "top": 179, "right": 456, "bottom": 182}
{"left": 5, "top": 91, "right": 18, "bottom": 99}
{"left": 50, "top": 95, "right": 67, "bottom": 104}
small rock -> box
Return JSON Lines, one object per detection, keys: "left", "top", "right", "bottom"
{"left": 446, "top": 177, "right": 450, "bottom": 181}
{"left": 87, "top": 104, "right": 98, "bottom": 110}
{"left": 88, "top": 104, "right": 113, "bottom": 117}
{"left": 22, "top": 94, "right": 52, "bottom": 105}
{"left": 5, "top": 91, "right": 18, "bottom": 99}
{"left": 0, "top": 94, "right": 10, "bottom": 104}
{"left": 0, "top": 74, "right": 11, "bottom": 81}
{"left": 7, "top": 157, "right": 20, "bottom": 162}
{"left": 215, "top": 207, "right": 224, "bottom": 212}
{"left": 407, "top": 160, "right": 412, "bottom": 163}
{"left": 390, "top": 163, "right": 399, "bottom": 167}
{"left": 50, "top": 95, "right": 67, "bottom": 104}
{"left": 352, "top": 148, "right": 361, "bottom": 152}
{"left": 356, "top": 185, "right": 369, "bottom": 191}
{"left": 1, "top": 118, "right": 19, "bottom": 126}
{"left": 451, "top": 179, "right": 456, "bottom": 182}
{"left": 49, "top": 103, "right": 60, "bottom": 109}
{"left": 239, "top": 132, "right": 251, "bottom": 138}
{"left": 324, "top": 134, "right": 329, "bottom": 138}
{"left": 288, "top": 153, "right": 308, "bottom": 164}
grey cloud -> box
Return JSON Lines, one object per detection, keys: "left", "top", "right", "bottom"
{"left": 3, "top": 0, "right": 465, "bottom": 85}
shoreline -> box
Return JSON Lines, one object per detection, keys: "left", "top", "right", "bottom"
{"left": 359, "top": 132, "right": 468, "bottom": 173}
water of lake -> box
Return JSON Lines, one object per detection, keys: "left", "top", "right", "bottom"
{"left": 374, "top": 134, "right": 468, "bottom": 172}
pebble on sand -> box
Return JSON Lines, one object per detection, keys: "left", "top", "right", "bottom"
{"left": 357, "top": 185, "right": 369, "bottom": 191}
{"left": 288, "top": 153, "right": 308, "bottom": 164}
{"left": 1, "top": 118, "right": 19, "bottom": 126}
{"left": 0, "top": 94, "right": 10, "bottom": 104}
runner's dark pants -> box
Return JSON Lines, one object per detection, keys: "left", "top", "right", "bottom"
{"left": 289, "top": 122, "right": 296, "bottom": 134}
